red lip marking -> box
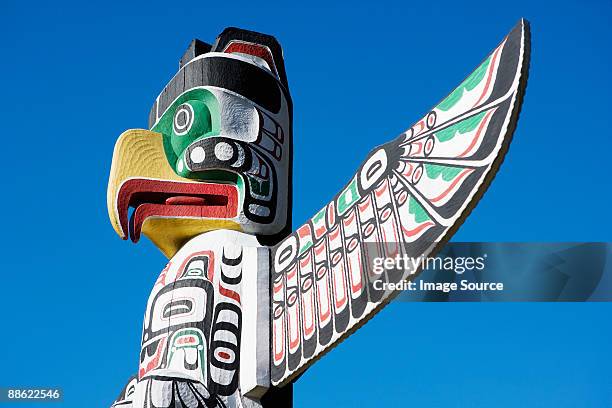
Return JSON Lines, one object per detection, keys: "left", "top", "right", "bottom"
{"left": 116, "top": 179, "right": 239, "bottom": 243}
{"left": 165, "top": 196, "right": 209, "bottom": 205}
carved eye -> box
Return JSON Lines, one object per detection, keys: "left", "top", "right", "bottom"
{"left": 274, "top": 305, "right": 284, "bottom": 318}
{"left": 380, "top": 207, "right": 393, "bottom": 223}
{"left": 347, "top": 237, "right": 359, "bottom": 252}
{"left": 169, "top": 99, "right": 212, "bottom": 161}
{"left": 363, "top": 221, "right": 376, "bottom": 238}
{"left": 397, "top": 190, "right": 408, "bottom": 206}
{"left": 287, "top": 289, "right": 298, "bottom": 306}
{"left": 331, "top": 250, "right": 343, "bottom": 266}
{"left": 301, "top": 276, "right": 313, "bottom": 292}
{"left": 171, "top": 100, "right": 211, "bottom": 141}
{"left": 162, "top": 299, "right": 193, "bottom": 318}
{"left": 173, "top": 103, "right": 195, "bottom": 136}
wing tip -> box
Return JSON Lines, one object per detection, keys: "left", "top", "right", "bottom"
{"left": 518, "top": 18, "right": 532, "bottom": 62}
{"left": 517, "top": 17, "right": 532, "bottom": 103}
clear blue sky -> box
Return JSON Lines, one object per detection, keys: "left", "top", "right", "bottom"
{"left": 1, "top": 0, "right": 611, "bottom": 407}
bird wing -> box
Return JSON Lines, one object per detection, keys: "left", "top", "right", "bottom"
{"left": 270, "top": 19, "right": 531, "bottom": 386}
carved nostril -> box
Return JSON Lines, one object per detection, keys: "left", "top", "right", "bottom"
{"left": 190, "top": 146, "right": 206, "bottom": 164}
{"left": 215, "top": 142, "right": 234, "bottom": 161}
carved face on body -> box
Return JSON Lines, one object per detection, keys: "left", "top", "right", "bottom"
{"left": 135, "top": 232, "right": 250, "bottom": 407}
{"left": 107, "top": 29, "right": 292, "bottom": 258}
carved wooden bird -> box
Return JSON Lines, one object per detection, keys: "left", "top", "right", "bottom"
{"left": 107, "top": 21, "right": 530, "bottom": 408}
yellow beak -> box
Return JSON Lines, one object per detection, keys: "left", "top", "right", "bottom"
{"left": 107, "top": 129, "right": 241, "bottom": 258}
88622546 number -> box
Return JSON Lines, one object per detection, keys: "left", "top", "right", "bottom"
{"left": 1, "top": 388, "right": 62, "bottom": 402}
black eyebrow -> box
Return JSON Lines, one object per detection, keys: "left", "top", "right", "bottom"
{"left": 150, "top": 56, "right": 287, "bottom": 128}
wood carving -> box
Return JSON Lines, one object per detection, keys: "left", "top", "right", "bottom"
{"left": 107, "top": 21, "right": 530, "bottom": 407}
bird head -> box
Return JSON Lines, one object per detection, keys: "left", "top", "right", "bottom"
{"left": 107, "top": 28, "right": 292, "bottom": 258}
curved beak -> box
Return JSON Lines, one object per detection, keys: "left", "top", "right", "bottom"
{"left": 107, "top": 129, "right": 184, "bottom": 239}
{"left": 107, "top": 129, "right": 241, "bottom": 258}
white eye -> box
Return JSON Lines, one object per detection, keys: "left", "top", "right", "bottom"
{"left": 173, "top": 103, "right": 195, "bottom": 136}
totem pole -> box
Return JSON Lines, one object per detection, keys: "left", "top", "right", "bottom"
{"left": 107, "top": 21, "right": 530, "bottom": 407}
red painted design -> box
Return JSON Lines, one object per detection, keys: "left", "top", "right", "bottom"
{"left": 328, "top": 225, "right": 340, "bottom": 240}
{"left": 375, "top": 181, "right": 389, "bottom": 197}
{"left": 154, "top": 262, "right": 171, "bottom": 288}
{"left": 177, "top": 250, "right": 215, "bottom": 282}
{"left": 348, "top": 251, "right": 364, "bottom": 294}
{"left": 117, "top": 179, "right": 239, "bottom": 242}
{"left": 343, "top": 209, "right": 357, "bottom": 226}
{"left": 399, "top": 162, "right": 414, "bottom": 178}
{"left": 288, "top": 302, "right": 300, "bottom": 351}
{"left": 314, "top": 226, "right": 326, "bottom": 240}
{"left": 299, "top": 254, "right": 311, "bottom": 268}
{"left": 273, "top": 279, "right": 284, "bottom": 294}
{"left": 219, "top": 285, "right": 241, "bottom": 304}
{"left": 138, "top": 337, "right": 167, "bottom": 380}
{"left": 317, "top": 285, "right": 331, "bottom": 324}
{"left": 223, "top": 41, "right": 278, "bottom": 76}
{"left": 326, "top": 202, "right": 336, "bottom": 228}
{"left": 474, "top": 43, "right": 503, "bottom": 107}
{"left": 177, "top": 336, "right": 197, "bottom": 345}
{"left": 397, "top": 190, "right": 409, "bottom": 205}
{"left": 165, "top": 196, "right": 209, "bottom": 205}
{"left": 273, "top": 308, "right": 285, "bottom": 364}
{"left": 402, "top": 221, "right": 435, "bottom": 238}
{"left": 458, "top": 110, "right": 495, "bottom": 158}
{"left": 430, "top": 169, "right": 473, "bottom": 203}
{"left": 332, "top": 269, "right": 347, "bottom": 309}
{"left": 414, "top": 120, "right": 425, "bottom": 136}
{"left": 298, "top": 225, "right": 311, "bottom": 238}
{"left": 287, "top": 265, "right": 297, "bottom": 280}
{"left": 300, "top": 255, "right": 316, "bottom": 338}
{"left": 357, "top": 195, "right": 373, "bottom": 212}
{"left": 411, "top": 141, "right": 424, "bottom": 155}
{"left": 412, "top": 166, "right": 423, "bottom": 184}
{"left": 273, "top": 272, "right": 286, "bottom": 365}
{"left": 314, "top": 241, "right": 326, "bottom": 256}
{"left": 302, "top": 293, "right": 315, "bottom": 337}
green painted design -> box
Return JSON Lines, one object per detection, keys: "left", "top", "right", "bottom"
{"left": 248, "top": 176, "right": 270, "bottom": 197}
{"left": 170, "top": 100, "right": 212, "bottom": 155}
{"left": 408, "top": 197, "right": 431, "bottom": 223}
{"left": 167, "top": 329, "right": 207, "bottom": 380}
{"left": 336, "top": 178, "right": 360, "bottom": 215}
{"left": 425, "top": 164, "right": 462, "bottom": 181}
{"left": 152, "top": 89, "right": 250, "bottom": 204}
{"left": 152, "top": 89, "right": 221, "bottom": 171}
{"left": 311, "top": 207, "right": 326, "bottom": 225}
{"left": 435, "top": 111, "right": 487, "bottom": 142}
{"left": 176, "top": 167, "right": 246, "bottom": 204}
{"left": 299, "top": 241, "right": 313, "bottom": 255}
{"left": 297, "top": 227, "right": 314, "bottom": 254}
{"left": 185, "top": 264, "right": 205, "bottom": 277}
{"left": 436, "top": 55, "right": 491, "bottom": 112}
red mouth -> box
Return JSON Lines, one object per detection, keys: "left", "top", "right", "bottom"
{"left": 116, "top": 179, "right": 239, "bottom": 243}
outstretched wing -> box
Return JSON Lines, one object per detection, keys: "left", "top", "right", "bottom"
{"left": 270, "top": 19, "right": 531, "bottom": 385}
